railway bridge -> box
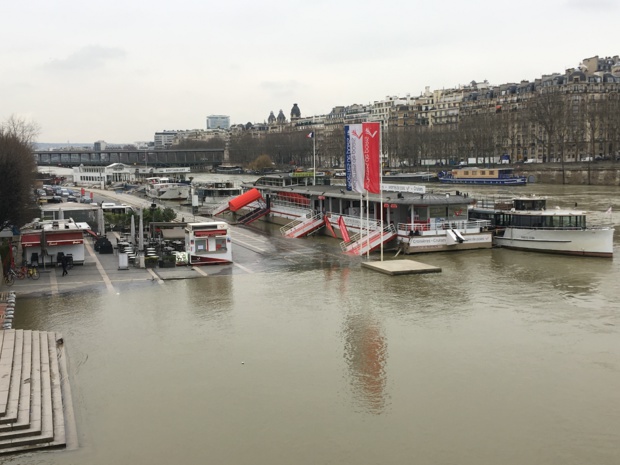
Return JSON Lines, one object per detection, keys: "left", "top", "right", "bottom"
{"left": 34, "top": 148, "right": 224, "bottom": 170}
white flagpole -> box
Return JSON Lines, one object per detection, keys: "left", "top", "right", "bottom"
{"left": 359, "top": 191, "right": 363, "bottom": 256}
{"left": 380, "top": 125, "right": 384, "bottom": 262}
{"left": 313, "top": 133, "right": 316, "bottom": 185}
{"left": 366, "top": 193, "right": 370, "bottom": 259}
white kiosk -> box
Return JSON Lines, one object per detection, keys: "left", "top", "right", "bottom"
{"left": 185, "top": 222, "right": 232, "bottom": 265}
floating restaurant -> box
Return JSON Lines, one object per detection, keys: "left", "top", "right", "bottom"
{"left": 72, "top": 163, "right": 191, "bottom": 186}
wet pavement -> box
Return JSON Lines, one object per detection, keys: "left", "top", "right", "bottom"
{"left": 7, "top": 187, "right": 361, "bottom": 298}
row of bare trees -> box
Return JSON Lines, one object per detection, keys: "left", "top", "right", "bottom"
{"left": 225, "top": 90, "right": 620, "bottom": 170}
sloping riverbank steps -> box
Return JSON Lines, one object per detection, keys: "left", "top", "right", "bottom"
{"left": 0, "top": 327, "right": 76, "bottom": 455}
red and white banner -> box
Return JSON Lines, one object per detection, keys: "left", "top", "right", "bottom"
{"left": 338, "top": 216, "right": 350, "bottom": 242}
{"left": 345, "top": 124, "right": 365, "bottom": 193}
{"left": 362, "top": 122, "right": 381, "bottom": 194}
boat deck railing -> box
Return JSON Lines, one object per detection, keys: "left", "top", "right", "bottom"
{"left": 397, "top": 219, "right": 491, "bottom": 235}
{"left": 472, "top": 194, "right": 547, "bottom": 210}
{"left": 279, "top": 211, "right": 323, "bottom": 236}
{"left": 499, "top": 224, "right": 612, "bottom": 231}
{"left": 270, "top": 197, "right": 311, "bottom": 210}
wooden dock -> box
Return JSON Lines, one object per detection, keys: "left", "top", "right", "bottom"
{"left": 361, "top": 259, "right": 442, "bottom": 276}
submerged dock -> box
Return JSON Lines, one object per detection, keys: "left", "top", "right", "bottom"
{"left": 361, "top": 259, "right": 442, "bottom": 276}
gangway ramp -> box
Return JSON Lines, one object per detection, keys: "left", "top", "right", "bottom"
{"left": 213, "top": 188, "right": 263, "bottom": 217}
{"left": 280, "top": 212, "right": 324, "bottom": 238}
{"left": 237, "top": 205, "right": 270, "bottom": 225}
{"left": 341, "top": 224, "right": 397, "bottom": 255}
{"left": 446, "top": 229, "right": 465, "bottom": 245}
{"left": 211, "top": 201, "right": 230, "bottom": 216}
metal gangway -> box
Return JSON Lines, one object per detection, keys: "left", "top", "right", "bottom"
{"left": 340, "top": 222, "right": 397, "bottom": 255}
{"left": 279, "top": 212, "right": 324, "bottom": 238}
{"left": 237, "top": 200, "right": 270, "bottom": 225}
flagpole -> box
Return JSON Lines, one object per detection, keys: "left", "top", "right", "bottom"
{"left": 313, "top": 133, "right": 316, "bottom": 186}
{"left": 380, "top": 125, "right": 384, "bottom": 262}
{"left": 366, "top": 193, "right": 370, "bottom": 259}
{"left": 359, "top": 192, "right": 363, "bottom": 257}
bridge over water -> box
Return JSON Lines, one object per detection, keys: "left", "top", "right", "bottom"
{"left": 34, "top": 148, "right": 225, "bottom": 169}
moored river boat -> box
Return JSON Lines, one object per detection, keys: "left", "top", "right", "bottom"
{"left": 469, "top": 195, "right": 614, "bottom": 257}
{"left": 438, "top": 167, "right": 527, "bottom": 185}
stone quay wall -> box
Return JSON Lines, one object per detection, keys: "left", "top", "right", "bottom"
{"left": 517, "top": 163, "right": 620, "bottom": 186}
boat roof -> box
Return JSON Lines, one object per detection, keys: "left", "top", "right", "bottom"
{"left": 259, "top": 182, "right": 473, "bottom": 206}
{"left": 452, "top": 166, "right": 515, "bottom": 171}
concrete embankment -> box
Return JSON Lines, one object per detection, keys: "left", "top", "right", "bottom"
{"left": 517, "top": 162, "right": 620, "bottom": 185}
{"left": 425, "top": 162, "right": 620, "bottom": 185}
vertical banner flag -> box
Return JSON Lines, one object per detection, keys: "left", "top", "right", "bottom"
{"left": 344, "top": 125, "right": 352, "bottom": 190}
{"left": 338, "top": 215, "right": 350, "bottom": 242}
{"left": 362, "top": 122, "right": 381, "bottom": 194}
{"left": 344, "top": 124, "right": 365, "bottom": 193}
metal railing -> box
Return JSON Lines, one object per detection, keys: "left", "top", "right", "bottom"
{"left": 340, "top": 222, "right": 396, "bottom": 253}
{"left": 396, "top": 219, "right": 491, "bottom": 234}
{"left": 279, "top": 211, "right": 323, "bottom": 236}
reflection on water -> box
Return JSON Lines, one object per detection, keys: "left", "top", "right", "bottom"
{"left": 342, "top": 314, "right": 388, "bottom": 415}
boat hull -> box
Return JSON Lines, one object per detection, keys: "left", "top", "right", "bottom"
{"left": 494, "top": 227, "right": 614, "bottom": 257}
{"left": 382, "top": 173, "right": 438, "bottom": 183}
{"left": 398, "top": 232, "right": 493, "bottom": 253}
{"left": 146, "top": 185, "right": 190, "bottom": 200}
{"left": 215, "top": 167, "right": 244, "bottom": 175}
{"left": 189, "top": 255, "right": 232, "bottom": 265}
{"left": 438, "top": 178, "right": 526, "bottom": 185}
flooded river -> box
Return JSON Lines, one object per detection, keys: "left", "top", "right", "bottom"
{"left": 7, "top": 176, "right": 620, "bottom": 464}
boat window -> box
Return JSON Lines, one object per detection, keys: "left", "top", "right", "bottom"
{"left": 448, "top": 205, "right": 466, "bottom": 217}
{"left": 496, "top": 213, "right": 510, "bottom": 226}
{"left": 514, "top": 199, "right": 546, "bottom": 210}
{"left": 559, "top": 215, "right": 585, "bottom": 228}
{"left": 412, "top": 206, "right": 428, "bottom": 222}
{"left": 429, "top": 205, "right": 446, "bottom": 219}
{"left": 511, "top": 215, "right": 540, "bottom": 228}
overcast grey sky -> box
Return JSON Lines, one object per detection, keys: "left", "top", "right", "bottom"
{"left": 1, "top": 0, "right": 617, "bottom": 143}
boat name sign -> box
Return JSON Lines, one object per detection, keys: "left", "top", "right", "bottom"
{"left": 383, "top": 184, "right": 426, "bottom": 194}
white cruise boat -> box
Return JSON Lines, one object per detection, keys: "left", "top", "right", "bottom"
{"left": 145, "top": 177, "right": 191, "bottom": 200}
{"left": 469, "top": 195, "right": 614, "bottom": 257}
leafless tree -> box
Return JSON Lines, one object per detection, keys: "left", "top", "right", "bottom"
{"left": 0, "top": 116, "right": 40, "bottom": 232}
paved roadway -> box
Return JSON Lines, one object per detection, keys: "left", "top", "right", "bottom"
{"left": 5, "top": 188, "right": 359, "bottom": 297}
